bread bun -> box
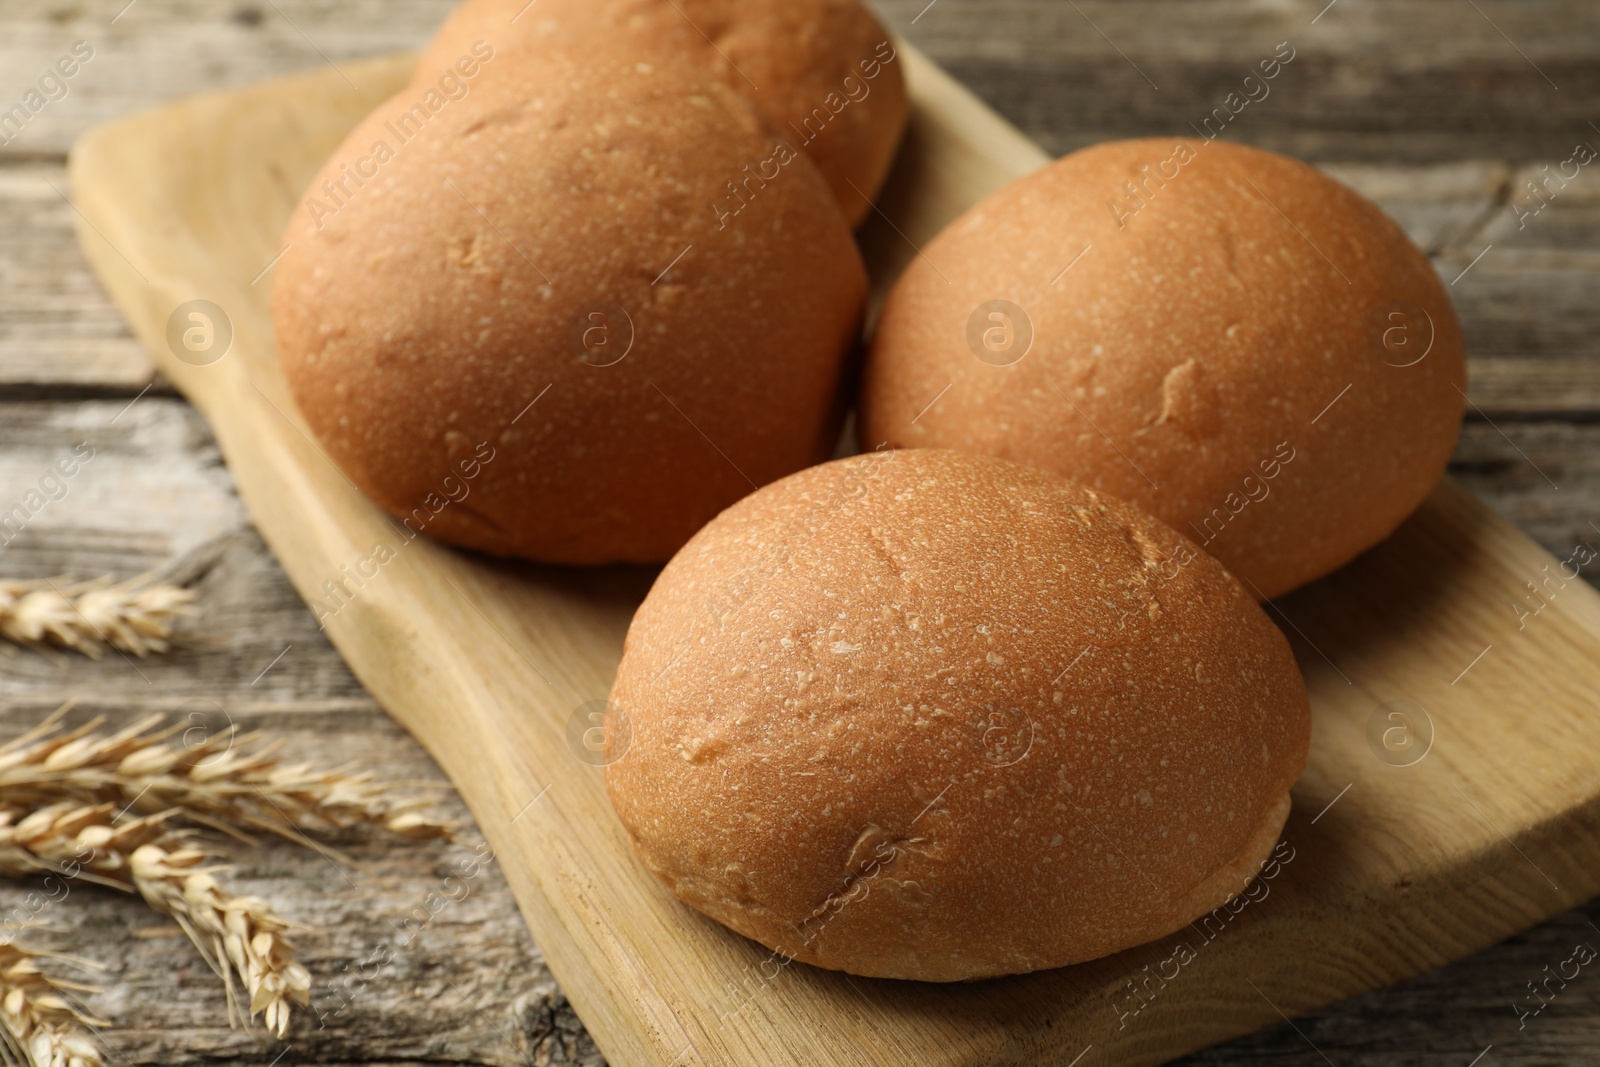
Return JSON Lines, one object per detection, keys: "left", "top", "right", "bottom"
{"left": 606, "top": 448, "right": 1310, "bottom": 980}
{"left": 274, "top": 45, "right": 866, "bottom": 563}
{"left": 860, "top": 139, "right": 1466, "bottom": 599}
{"left": 417, "top": 0, "right": 908, "bottom": 226}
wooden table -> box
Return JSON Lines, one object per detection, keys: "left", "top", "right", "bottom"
{"left": 2, "top": 1, "right": 1597, "bottom": 1063}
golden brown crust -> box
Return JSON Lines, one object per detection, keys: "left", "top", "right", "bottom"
{"left": 606, "top": 448, "right": 1311, "bottom": 980}
{"left": 860, "top": 139, "right": 1467, "bottom": 599}
{"left": 273, "top": 45, "right": 867, "bottom": 563}
{"left": 418, "top": 0, "right": 909, "bottom": 226}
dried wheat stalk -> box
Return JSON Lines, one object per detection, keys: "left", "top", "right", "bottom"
{"left": 0, "top": 941, "right": 106, "bottom": 1067}
{"left": 131, "top": 843, "right": 309, "bottom": 1038}
{"left": 0, "top": 579, "right": 195, "bottom": 659}
{"left": 0, "top": 804, "right": 309, "bottom": 1038}
{"left": 0, "top": 708, "right": 450, "bottom": 843}
{"left": 0, "top": 711, "right": 446, "bottom": 1042}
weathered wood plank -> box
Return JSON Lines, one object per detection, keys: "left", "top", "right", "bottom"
{"left": 0, "top": 164, "right": 156, "bottom": 393}
{"left": 0, "top": 396, "right": 378, "bottom": 707}
{"left": 1486, "top": 160, "right": 1600, "bottom": 251}
{"left": 1441, "top": 158, "right": 1600, "bottom": 381}
{"left": 0, "top": 0, "right": 456, "bottom": 158}
{"left": 1446, "top": 250, "right": 1600, "bottom": 364}
{"left": 0, "top": 398, "right": 242, "bottom": 578}
{"left": 1322, "top": 160, "right": 1509, "bottom": 257}
{"left": 875, "top": 0, "right": 1600, "bottom": 162}
{"left": 1449, "top": 420, "right": 1600, "bottom": 571}
{"left": 1464, "top": 358, "right": 1600, "bottom": 416}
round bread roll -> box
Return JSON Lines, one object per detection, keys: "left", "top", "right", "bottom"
{"left": 860, "top": 139, "right": 1466, "bottom": 599}
{"left": 606, "top": 448, "right": 1310, "bottom": 980}
{"left": 274, "top": 46, "right": 866, "bottom": 563}
{"left": 417, "top": 0, "right": 908, "bottom": 227}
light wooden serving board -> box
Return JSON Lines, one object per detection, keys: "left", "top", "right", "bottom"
{"left": 69, "top": 43, "right": 1600, "bottom": 1067}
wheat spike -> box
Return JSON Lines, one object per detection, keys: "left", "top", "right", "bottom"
{"left": 0, "top": 579, "right": 194, "bottom": 659}
{"left": 129, "top": 844, "right": 309, "bottom": 1037}
{"left": 0, "top": 942, "right": 106, "bottom": 1067}
{"left": 0, "top": 711, "right": 447, "bottom": 1041}
{"left": 0, "top": 708, "right": 449, "bottom": 843}
{"left": 0, "top": 804, "right": 309, "bottom": 1038}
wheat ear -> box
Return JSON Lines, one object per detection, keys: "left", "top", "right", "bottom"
{"left": 0, "top": 579, "right": 195, "bottom": 659}
{"left": 0, "top": 708, "right": 449, "bottom": 843}
{"left": 0, "top": 804, "right": 309, "bottom": 1038}
{"left": 0, "top": 941, "right": 106, "bottom": 1067}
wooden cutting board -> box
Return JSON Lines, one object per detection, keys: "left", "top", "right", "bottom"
{"left": 68, "top": 43, "right": 1600, "bottom": 1067}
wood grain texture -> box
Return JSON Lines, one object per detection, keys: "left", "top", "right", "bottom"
{"left": 872, "top": 0, "right": 1600, "bottom": 162}
{"left": 0, "top": 164, "right": 161, "bottom": 394}
{"left": 59, "top": 39, "right": 1600, "bottom": 1067}
{"left": 0, "top": 0, "right": 459, "bottom": 158}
